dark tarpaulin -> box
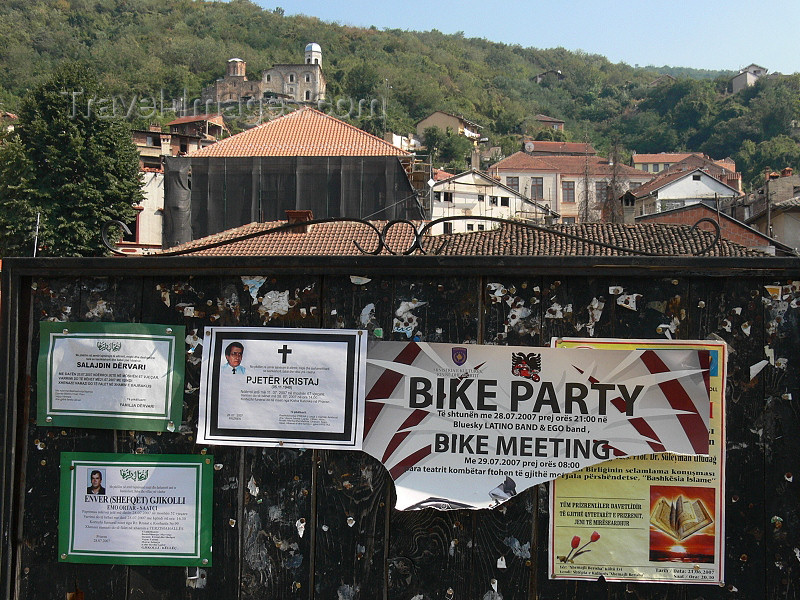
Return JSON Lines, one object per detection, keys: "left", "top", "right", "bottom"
{"left": 163, "top": 156, "right": 420, "bottom": 246}
{"left": 162, "top": 156, "right": 192, "bottom": 249}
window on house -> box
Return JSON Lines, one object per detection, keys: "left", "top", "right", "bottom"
{"left": 693, "top": 174, "right": 701, "bottom": 181}
{"left": 443, "top": 222, "right": 453, "bottom": 234}
{"left": 595, "top": 181, "right": 609, "bottom": 201}
{"left": 443, "top": 192, "right": 454, "bottom": 202}
{"left": 266, "top": 74, "right": 271, "bottom": 82}
{"left": 562, "top": 217, "right": 576, "bottom": 224}
{"left": 477, "top": 224, "right": 485, "bottom": 231}
{"left": 306, "top": 58, "right": 311, "bottom": 64}
{"left": 562, "top": 181, "right": 575, "bottom": 203}
{"left": 305, "top": 90, "right": 311, "bottom": 101}
{"left": 467, "top": 224, "right": 474, "bottom": 231}
{"left": 501, "top": 197, "right": 509, "bottom": 207}
{"left": 663, "top": 164, "right": 670, "bottom": 171}
{"left": 506, "top": 176, "right": 519, "bottom": 192}
{"left": 477, "top": 194, "right": 484, "bottom": 202}
{"left": 490, "top": 196, "right": 498, "bottom": 206}
{"left": 531, "top": 177, "right": 544, "bottom": 199}
{"left": 315, "top": 58, "right": 319, "bottom": 64}
{"left": 289, "top": 74, "right": 295, "bottom": 82}
{"left": 289, "top": 87, "right": 295, "bottom": 94}
{"left": 434, "top": 191, "right": 441, "bottom": 202}
{"left": 305, "top": 74, "right": 311, "bottom": 82}
{"left": 653, "top": 164, "right": 660, "bottom": 173}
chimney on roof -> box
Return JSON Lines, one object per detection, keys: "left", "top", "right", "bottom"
{"left": 782, "top": 167, "right": 793, "bottom": 177}
{"left": 286, "top": 209, "right": 314, "bottom": 233}
{"left": 149, "top": 123, "right": 162, "bottom": 132}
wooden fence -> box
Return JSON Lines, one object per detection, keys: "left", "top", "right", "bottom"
{"left": 1, "top": 255, "right": 799, "bottom": 600}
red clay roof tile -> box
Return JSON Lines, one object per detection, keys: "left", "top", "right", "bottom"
{"left": 190, "top": 108, "right": 409, "bottom": 158}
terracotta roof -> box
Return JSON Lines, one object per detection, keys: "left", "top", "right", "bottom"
{"left": 167, "top": 114, "right": 226, "bottom": 126}
{"left": 416, "top": 111, "right": 482, "bottom": 129}
{"left": 433, "top": 168, "right": 454, "bottom": 181}
{"left": 490, "top": 152, "right": 651, "bottom": 178}
{"left": 632, "top": 153, "right": 701, "bottom": 164}
{"left": 523, "top": 141, "right": 595, "bottom": 154}
{"left": 631, "top": 168, "right": 740, "bottom": 199}
{"left": 533, "top": 114, "right": 565, "bottom": 124}
{"left": 190, "top": 108, "right": 410, "bottom": 158}
{"left": 160, "top": 220, "right": 766, "bottom": 257}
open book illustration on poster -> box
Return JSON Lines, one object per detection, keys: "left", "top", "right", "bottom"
{"left": 649, "top": 495, "right": 714, "bottom": 541}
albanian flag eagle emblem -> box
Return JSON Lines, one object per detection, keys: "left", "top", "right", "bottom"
{"left": 511, "top": 352, "right": 541, "bottom": 381}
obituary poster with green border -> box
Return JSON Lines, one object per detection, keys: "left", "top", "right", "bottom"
{"left": 58, "top": 453, "right": 213, "bottom": 566}
{"left": 37, "top": 322, "right": 185, "bottom": 430}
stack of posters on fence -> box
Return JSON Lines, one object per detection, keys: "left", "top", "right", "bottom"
{"left": 37, "top": 322, "right": 185, "bottom": 431}
{"left": 197, "top": 327, "right": 366, "bottom": 449}
{"left": 59, "top": 453, "right": 213, "bottom": 566}
{"left": 363, "top": 341, "right": 714, "bottom": 510}
{"left": 548, "top": 338, "right": 726, "bottom": 585}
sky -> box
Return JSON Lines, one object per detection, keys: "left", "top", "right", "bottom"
{"left": 255, "top": 0, "right": 800, "bottom": 74}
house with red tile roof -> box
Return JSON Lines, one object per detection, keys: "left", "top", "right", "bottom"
{"left": 429, "top": 169, "right": 557, "bottom": 234}
{"left": 521, "top": 140, "right": 595, "bottom": 156}
{"left": 157, "top": 210, "right": 769, "bottom": 258}
{"left": 631, "top": 152, "right": 737, "bottom": 176}
{"left": 634, "top": 202, "right": 795, "bottom": 256}
{"left": 163, "top": 108, "right": 419, "bottom": 247}
{"left": 488, "top": 152, "right": 652, "bottom": 223}
{"left": 624, "top": 168, "right": 742, "bottom": 218}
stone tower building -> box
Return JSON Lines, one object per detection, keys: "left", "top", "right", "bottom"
{"left": 262, "top": 43, "right": 326, "bottom": 103}
{"left": 201, "top": 44, "right": 326, "bottom": 105}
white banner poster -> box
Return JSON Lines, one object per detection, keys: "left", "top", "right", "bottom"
{"left": 198, "top": 327, "right": 367, "bottom": 449}
{"left": 362, "top": 342, "right": 712, "bottom": 510}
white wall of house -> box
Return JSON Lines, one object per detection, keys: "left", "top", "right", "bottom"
{"left": 138, "top": 171, "right": 164, "bottom": 246}
{"left": 491, "top": 171, "right": 649, "bottom": 223}
{"left": 638, "top": 173, "right": 739, "bottom": 215}
{"left": 429, "top": 172, "right": 541, "bottom": 234}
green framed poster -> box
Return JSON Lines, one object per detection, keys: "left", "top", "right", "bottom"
{"left": 58, "top": 453, "right": 213, "bottom": 566}
{"left": 37, "top": 322, "right": 185, "bottom": 430}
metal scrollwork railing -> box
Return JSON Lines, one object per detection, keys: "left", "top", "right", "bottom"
{"left": 103, "top": 216, "right": 723, "bottom": 257}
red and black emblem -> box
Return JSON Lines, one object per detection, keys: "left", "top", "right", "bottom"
{"left": 511, "top": 352, "right": 541, "bottom": 381}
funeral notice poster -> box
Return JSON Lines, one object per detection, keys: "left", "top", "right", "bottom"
{"left": 58, "top": 453, "right": 213, "bottom": 566}
{"left": 363, "top": 341, "right": 713, "bottom": 511}
{"left": 37, "top": 322, "right": 185, "bottom": 430}
{"left": 549, "top": 338, "right": 726, "bottom": 585}
{"left": 198, "top": 327, "right": 367, "bottom": 448}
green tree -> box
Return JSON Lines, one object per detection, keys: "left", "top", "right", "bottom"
{"left": 0, "top": 62, "right": 142, "bottom": 257}
{"left": 0, "top": 133, "right": 39, "bottom": 255}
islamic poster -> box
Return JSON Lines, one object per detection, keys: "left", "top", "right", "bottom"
{"left": 548, "top": 338, "right": 726, "bottom": 584}
{"left": 58, "top": 453, "right": 213, "bottom": 566}
{"left": 363, "top": 341, "right": 714, "bottom": 510}
{"left": 37, "top": 322, "right": 185, "bottom": 430}
{"left": 197, "top": 327, "right": 367, "bottom": 449}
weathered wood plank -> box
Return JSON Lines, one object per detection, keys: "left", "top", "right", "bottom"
{"left": 313, "top": 450, "right": 391, "bottom": 599}
{"left": 17, "top": 278, "right": 126, "bottom": 600}
{"left": 470, "top": 492, "right": 535, "bottom": 600}
{"left": 391, "top": 277, "right": 480, "bottom": 343}
{"left": 240, "top": 447, "right": 314, "bottom": 600}
{"left": 483, "top": 277, "right": 546, "bottom": 347}
{"left": 387, "top": 507, "right": 474, "bottom": 600}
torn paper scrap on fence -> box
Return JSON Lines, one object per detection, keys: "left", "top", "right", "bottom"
{"left": 362, "top": 342, "right": 711, "bottom": 511}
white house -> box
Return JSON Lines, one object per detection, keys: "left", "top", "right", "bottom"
{"left": 428, "top": 169, "right": 557, "bottom": 235}
{"left": 731, "top": 64, "right": 767, "bottom": 94}
{"left": 628, "top": 168, "right": 742, "bottom": 217}
{"left": 488, "top": 152, "right": 652, "bottom": 223}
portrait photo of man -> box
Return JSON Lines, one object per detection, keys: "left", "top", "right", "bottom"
{"left": 87, "top": 469, "right": 106, "bottom": 495}
{"left": 223, "top": 342, "right": 246, "bottom": 375}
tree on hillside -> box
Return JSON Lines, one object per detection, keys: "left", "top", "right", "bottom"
{"left": 0, "top": 62, "right": 142, "bottom": 257}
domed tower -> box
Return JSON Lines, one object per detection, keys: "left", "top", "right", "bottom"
{"left": 304, "top": 43, "right": 322, "bottom": 67}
